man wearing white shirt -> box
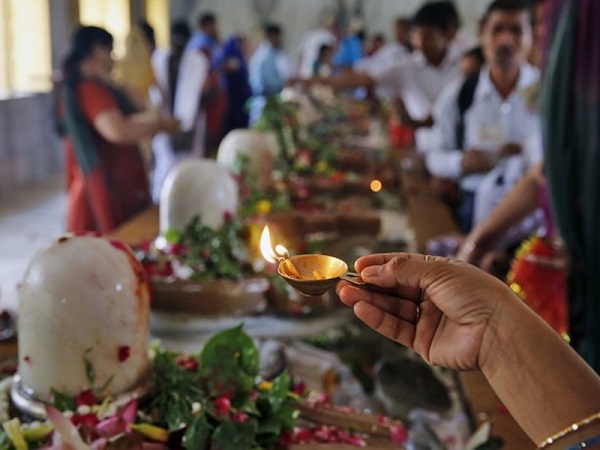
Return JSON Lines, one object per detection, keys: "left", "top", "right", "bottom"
{"left": 296, "top": 18, "right": 337, "bottom": 79}
{"left": 303, "top": 2, "right": 462, "bottom": 151}
{"left": 150, "top": 21, "right": 209, "bottom": 203}
{"left": 426, "top": 0, "right": 541, "bottom": 233}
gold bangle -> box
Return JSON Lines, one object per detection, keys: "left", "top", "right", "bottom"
{"left": 538, "top": 411, "right": 600, "bottom": 449}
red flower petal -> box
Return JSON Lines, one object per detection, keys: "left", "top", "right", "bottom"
{"left": 118, "top": 345, "right": 131, "bottom": 362}
{"left": 76, "top": 389, "right": 98, "bottom": 407}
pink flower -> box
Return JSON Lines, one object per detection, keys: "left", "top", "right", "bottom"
{"left": 213, "top": 395, "right": 231, "bottom": 416}
{"left": 175, "top": 355, "right": 199, "bottom": 372}
{"left": 109, "top": 240, "right": 128, "bottom": 252}
{"left": 223, "top": 211, "right": 233, "bottom": 222}
{"left": 390, "top": 424, "right": 408, "bottom": 444}
{"left": 292, "top": 381, "right": 307, "bottom": 396}
{"left": 232, "top": 412, "right": 249, "bottom": 423}
{"left": 71, "top": 412, "right": 100, "bottom": 428}
{"left": 249, "top": 390, "right": 258, "bottom": 402}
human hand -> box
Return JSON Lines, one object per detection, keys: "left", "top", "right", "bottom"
{"left": 158, "top": 116, "right": 181, "bottom": 135}
{"left": 497, "top": 142, "right": 522, "bottom": 158}
{"left": 461, "top": 149, "right": 498, "bottom": 174}
{"left": 286, "top": 76, "right": 315, "bottom": 90}
{"left": 455, "top": 239, "right": 484, "bottom": 264}
{"left": 336, "top": 253, "right": 512, "bottom": 371}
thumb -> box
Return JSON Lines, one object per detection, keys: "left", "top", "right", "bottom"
{"left": 358, "top": 253, "right": 443, "bottom": 298}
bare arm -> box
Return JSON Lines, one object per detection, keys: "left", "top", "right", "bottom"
{"left": 337, "top": 253, "right": 600, "bottom": 447}
{"left": 92, "top": 108, "right": 179, "bottom": 145}
{"left": 300, "top": 70, "right": 376, "bottom": 90}
{"left": 457, "top": 161, "right": 544, "bottom": 262}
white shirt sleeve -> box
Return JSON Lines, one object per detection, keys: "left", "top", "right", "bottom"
{"left": 174, "top": 50, "right": 209, "bottom": 131}
{"left": 425, "top": 80, "right": 464, "bottom": 180}
{"left": 361, "top": 57, "right": 406, "bottom": 98}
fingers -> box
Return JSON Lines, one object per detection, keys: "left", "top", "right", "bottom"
{"left": 355, "top": 253, "right": 448, "bottom": 290}
{"left": 353, "top": 301, "right": 416, "bottom": 348}
{"left": 337, "top": 284, "right": 420, "bottom": 323}
{"left": 354, "top": 252, "right": 422, "bottom": 273}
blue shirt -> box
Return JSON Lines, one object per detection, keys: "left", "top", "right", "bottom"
{"left": 186, "top": 32, "right": 221, "bottom": 67}
{"left": 333, "top": 35, "right": 363, "bottom": 69}
{"left": 249, "top": 42, "right": 289, "bottom": 96}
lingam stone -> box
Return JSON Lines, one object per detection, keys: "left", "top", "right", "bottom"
{"left": 159, "top": 159, "right": 238, "bottom": 234}
{"left": 15, "top": 235, "right": 151, "bottom": 402}
{"left": 216, "top": 129, "right": 279, "bottom": 191}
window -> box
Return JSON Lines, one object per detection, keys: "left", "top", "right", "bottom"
{"left": 79, "top": 0, "right": 130, "bottom": 59}
{"left": 0, "top": 0, "right": 52, "bottom": 95}
{"left": 145, "top": 0, "right": 170, "bottom": 49}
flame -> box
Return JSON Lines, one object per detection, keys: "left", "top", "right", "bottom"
{"left": 260, "top": 225, "right": 289, "bottom": 263}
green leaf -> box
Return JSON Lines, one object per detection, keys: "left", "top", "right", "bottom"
{"left": 267, "top": 371, "right": 292, "bottom": 413}
{"left": 148, "top": 348, "right": 205, "bottom": 431}
{"left": 84, "top": 348, "right": 95, "bottom": 386}
{"left": 200, "top": 325, "right": 259, "bottom": 398}
{"left": 164, "top": 228, "right": 181, "bottom": 243}
{"left": 0, "top": 431, "right": 11, "bottom": 450}
{"left": 211, "top": 420, "right": 258, "bottom": 450}
{"left": 183, "top": 412, "right": 213, "bottom": 450}
{"left": 51, "top": 388, "right": 76, "bottom": 412}
{"left": 238, "top": 395, "right": 260, "bottom": 416}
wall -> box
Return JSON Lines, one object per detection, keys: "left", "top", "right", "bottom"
{"left": 0, "top": 0, "right": 75, "bottom": 199}
{"left": 0, "top": 94, "right": 63, "bottom": 198}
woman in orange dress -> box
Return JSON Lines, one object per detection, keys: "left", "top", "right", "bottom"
{"left": 62, "top": 26, "right": 179, "bottom": 233}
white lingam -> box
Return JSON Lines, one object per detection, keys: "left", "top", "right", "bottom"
{"left": 15, "top": 234, "right": 151, "bottom": 406}
{"left": 159, "top": 159, "right": 238, "bottom": 235}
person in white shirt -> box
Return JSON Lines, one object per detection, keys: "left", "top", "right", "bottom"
{"left": 296, "top": 16, "right": 337, "bottom": 79}
{"left": 352, "top": 17, "right": 412, "bottom": 97}
{"left": 149, "top": 20, "right": 209, "bottom": 203}
{"left": 425, "top": 0, "right": 542, "bottom": 233}
{"left": 299, "top": 2, "right": 462, "bottom": 151}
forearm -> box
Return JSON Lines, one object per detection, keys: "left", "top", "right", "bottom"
{"left": 119, "top": 113, "right": 163, "bottom": 143}
{"left": 94, "top": 110, "right": 163, "bottom": 145}
{"left": 425, "top": 150, "right": 463, "bottom": 179}
{"left": 467, "top": 168, "right": 541, "bottom": 248}
{"left": 319, "top": 71, "right": 375, "bottom": 90}
{"left": 481, "top": 298, "right": 600, "bottom": 444}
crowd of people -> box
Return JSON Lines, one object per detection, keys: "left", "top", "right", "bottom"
{"left": 58, "top": 1, "right": 600, "bottom": 447}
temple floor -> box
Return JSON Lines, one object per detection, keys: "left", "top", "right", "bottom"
{"left": 0, "top": 175, "right": 65, "bottom": 312}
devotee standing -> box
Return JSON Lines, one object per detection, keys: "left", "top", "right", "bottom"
{"left": 150, "top": 20, "right": 209, "bottom": 203}
{"left": 62, "top": 26, "right": 179, "bottom": 233}
{"left": 186, "top": 12, "right": 227, "bottom": 156}
{"left": 360, "top": 16, "right": 413, "bottom": 67}
{"left": 248, "top": 23, "right": 292, "bottom": 125}
{"left": 296, "top": 15, "right": 337, "bottom": 79}
{"left": 425, "top": 0, "right": 542, "bottom": 233}
{"left": 301, "top": 2, "right": 462, "bottom": 151}
{"left": 333, "top": 18, "right": 366, "bottom": 74}
{"left": 218, "top": 34, "right": 252, "bottom": 135}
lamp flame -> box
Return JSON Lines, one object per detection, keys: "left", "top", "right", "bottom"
{"left": 260, "top": 225, "right": 289, "bottom": 263}
{"left": 370, "top": 179, "right": 382, "bottom": 193}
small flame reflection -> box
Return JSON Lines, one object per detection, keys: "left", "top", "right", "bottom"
{"left": 370, "top": 179, "right": 382, "bottom": 193}
{"left": 260, "top": 225, "right": 289, "bottom": 263}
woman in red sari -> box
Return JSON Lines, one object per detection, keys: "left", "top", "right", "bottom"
{"left": 62, "top": 26, "right": 179, "bottom": 233}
